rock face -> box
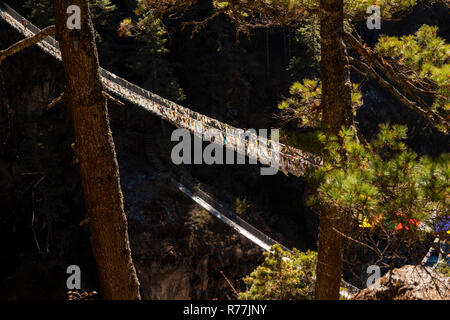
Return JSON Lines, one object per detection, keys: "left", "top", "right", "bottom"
{"left": 118, "top": 160, "right": 265, "bottom": 300}
{"left": 353, "top": 265, "right": 450, "bottom": 300}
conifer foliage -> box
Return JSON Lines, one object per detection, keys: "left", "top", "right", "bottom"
{"left": 313, "top": 124, "right": 449, "bottom": 242}
{"left": 240, "top": 245, "right": 317, "bottom": 300}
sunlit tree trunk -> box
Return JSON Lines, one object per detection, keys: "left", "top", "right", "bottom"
{"left": 52, "top": 0, "right": 140, "bottom": 300}
{"left": 315, "top": 0, "right": 352, "bottom": 300}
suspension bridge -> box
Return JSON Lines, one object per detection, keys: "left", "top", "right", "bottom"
{"left": 0, "top": 1, "right": 358, "bottom": 297}
{"left": 0, "top": 1, "right": 315, "bottom": 252}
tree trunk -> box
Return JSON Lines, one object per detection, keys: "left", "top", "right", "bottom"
{"left": 52, "top": 0, "right": 140, "bottom": 300}
{"left": 316, "top": 204, "right": 345, "bottom": 300}
{"left": 320, "top": 0, "right": 352, "bottom": 133}
{"left": 315, "top": 0, "right": 352, "bottom": 300}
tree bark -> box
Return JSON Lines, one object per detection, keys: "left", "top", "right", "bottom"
{"left": 320, "top": 0, "right": 352, "bottom": 134}
{"left": 315, "top": 0, "right": 352, "bottom": 300}
{"left": 52, "top": 0, "right": 140, "bottom": 299}
{"left": 316, "top": 204, "right": 345, "bottom": 300}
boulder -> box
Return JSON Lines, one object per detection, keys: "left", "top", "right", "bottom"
{"left": 353, "top": 265, "right": 449, "bottom": 300}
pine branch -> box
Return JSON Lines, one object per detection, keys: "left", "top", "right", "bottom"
{"left": 349, "top": 57, "right": 449, "bottom": 131}
{"left": 344, "top": 31, "right": 437, "bottom": 97}
{"left": 345, "top": 32, "right": 449, "bottom": 132}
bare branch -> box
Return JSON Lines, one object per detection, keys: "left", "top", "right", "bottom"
{"left": 102, "top": 91, "right": 125, "bottom": 107}
{"left": 349, "top": 59, "right": 423, "bottom": 112}
{"left": 47, "top": 92, "right": 64, "bottom": 110}
{"left": 219, "top": 270, "right": 239, "bottom": 299}
{"left": 349, "top": 53, "right": 450, "bottom": 131}
{"left": 344, "top": 31, "right": 437, "bottom": 97}
{"left": 0, "top": 25, "right": 56, "bottom": 63}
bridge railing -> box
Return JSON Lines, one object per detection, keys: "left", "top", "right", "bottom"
{"left": 174, "top": 175, "right": 292, "bottom": 253}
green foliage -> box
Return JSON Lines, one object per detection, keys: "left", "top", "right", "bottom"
{"left": 375, "top": 25, "right": 450, "bottom": 125}
{"left": 23, "top": 0, "right": 118, "bottom": 44}
{"left": 21, "top": 0, "right": 185, "bottom": 102}
{"left": 235, "top": 197, "right": 251, "bottom": 216}
{"left": 277, "top": 78, "right": 362, "bottom": 128}
{"left": 118, "top": 4, "right": 186, "bottom": 102}
{"left": 122, "top": 15, "right": 186, "bottom": 101}
{"left": 239, "top": 245, "right": 317, "bottom": 300}
{"left": 23, "top": 0, "right": 54, "bottom": 28}
{"left": 23, "top": 0, "right": 117, "bottom": 28}
{"left": 344, "top": 0, "right": 417, "bottom": 19}
{"left": 311, "top": 124, "right": 449, "bottom": 239}
{"left": 90, "top": 0, "right": 118, "bottom": 29}
{"left": 436, "top": 260, "right": 450, "bottom": 277}
{"left": 194, "top": 209, "right": 213, "bottom": 225}
{"left": 94, "top": 0, "right": 185, "bottom": 101}
{"left": 211, "top": 0, "right": 418, "bottom": 21}
{"left": 287, "top": 19, "right": 321, "bottom": 79}
{"left": 139, "top": 0, "right": 419, "bottom": 33}
{"left": 277, "top": 78, "right": 321, "bottom": 128}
